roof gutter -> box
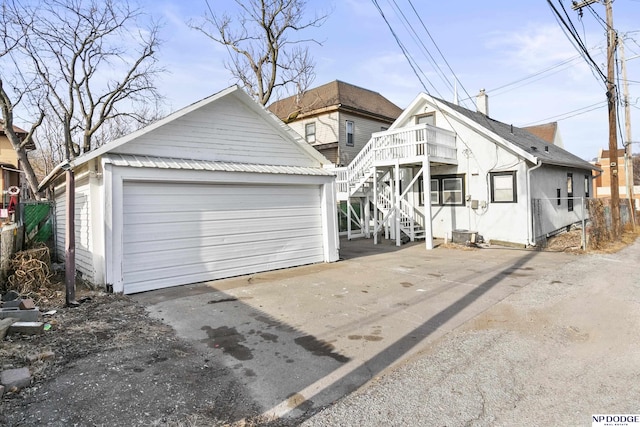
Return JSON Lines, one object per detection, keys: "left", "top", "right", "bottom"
{"left": 38, "top": 159, "right": 74, "bottom": 192}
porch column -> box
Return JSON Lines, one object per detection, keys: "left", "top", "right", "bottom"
{"left": 373, "top": 166, "right": 378, "bottom": 245}
{"left": 364, "top": 193, "right": 371, "bottom": 238}
{"left": 347, "top": 197, "right": 352, "bottom": 240}
{"left": 395, "top": 160, "right": 401, "bottom": 247}
{"left": 423, "top": 159, "right": 434, "bottom": 250}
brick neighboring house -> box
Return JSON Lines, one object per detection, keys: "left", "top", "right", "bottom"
{"left": 523, "top": 122, "right": 564, "bottom": 148}
{"left": 592, "top": 148, "right": 639, "bottom": 209}
{"left": 268, "top": 80, "right": 403, "bottom": 166}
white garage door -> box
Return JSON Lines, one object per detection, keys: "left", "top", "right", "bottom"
{"left": 122, "top": 181, "right": 325, "bottom": 293}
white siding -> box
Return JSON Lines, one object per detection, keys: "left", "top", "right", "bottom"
{"left": 53, "top": 172, "right": 95, "bottom": 282}
{"left": 121, "top": 181, "right": 325, "bottom": 294}
{"left": 530, "top": 165, "right": 589, "bottom": 237}
{"left": 115, "top": 95, "right": 318, "bottom": 167}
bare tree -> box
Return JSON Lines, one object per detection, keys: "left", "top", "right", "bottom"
{"left": 192, "top": 0, "right": 329, "bottom": 106}
{"left": 0, "top": 0, "right": 164, "bottom": 198}
{"left": 0, "top": 5, "right": 44, "bottom": 198}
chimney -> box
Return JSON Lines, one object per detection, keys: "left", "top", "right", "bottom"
{"left": 476, "top": 89, "right": 489, "bottom": 116}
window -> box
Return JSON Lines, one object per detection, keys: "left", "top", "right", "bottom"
{"left": 430, "top": 179, "right": 439, "bottom": 204}
{"left": 490, "top": 171, "right": 517, "bottom": 203}
{"left": 557, "top": 189, "right": 561, "bottom": 206}
{"left": 346, "top": 120, "right": 354, "bottom": 146}
{"left": 584, "top": 175, "right": 590, "bottom": 198}
{"left": 430, "top": 175, "right": 464, "bottom": 206}
{"left": 305, "top": 122, "right": 316, "bottom": 143}
{"left": 415, "top": 113, "right": 435, "bottom": 126}
{"left": 567, "top": 173, "right": 574, "bottom": 211}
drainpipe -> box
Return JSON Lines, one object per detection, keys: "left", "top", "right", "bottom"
{"left": 63, "top": 163, "right": 79, "bottom": 307}
{"left": 527, "top": 159, "right": 543, "bottom": 247}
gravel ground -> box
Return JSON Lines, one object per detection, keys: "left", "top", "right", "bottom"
{"left": 301, "top": 239, "right": 640, "bottom": 426}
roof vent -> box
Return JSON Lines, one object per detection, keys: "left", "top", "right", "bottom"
{"left": 531, "top": 146, "right": 538, "bottom": 151}
{"left": 544, "top": 146, "right": 549, "bottom": 153}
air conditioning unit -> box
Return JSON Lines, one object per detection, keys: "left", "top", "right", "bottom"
{"left": 451, "top": 229, "right": 478, "bottom": 245}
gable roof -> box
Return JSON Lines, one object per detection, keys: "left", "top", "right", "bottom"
{"left": 39, "top": 85, "right": 333, "bottom": 190}
{"left": 397, "top": 93, "right": 598, "bottom": 172}
{"left": 268, "top": 80, "right": 403, "bottom": 123}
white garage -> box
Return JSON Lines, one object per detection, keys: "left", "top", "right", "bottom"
{"left": 42, "top": 86, "right": 339, "bottom": 294}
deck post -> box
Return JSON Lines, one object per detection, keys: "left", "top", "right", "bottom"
{"left": 423, "top": 158, "right": 434, "bottom": 250}
{"left": 373, "top": 166, "right": 378, "bottom": 245}
{"left": 395, "top": 160, "right": 401, "bottom": 247}
{"left": 364, "top": 193, "right": 371, "bottom": 238}
{"left": 347, "top": 197, "right": 352, "bottom": 240}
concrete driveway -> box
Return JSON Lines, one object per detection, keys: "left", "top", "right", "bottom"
{"left": 134, "top": 239, "right": 577, "bottom": 419}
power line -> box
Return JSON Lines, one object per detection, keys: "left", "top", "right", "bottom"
{"left": 522, "top": 101, "right": 607, "bottom": 126}
{"left": 386, "top": 0, "right": 453, "bottom": 94}
{"left": 370, "top": 0, "right": 435, "bottom": 96}
{"left": 546, "top": 0, "right": 607, "bottom": 85}
{"left": 405, "top": 0, "right": 475, "bottom": 105}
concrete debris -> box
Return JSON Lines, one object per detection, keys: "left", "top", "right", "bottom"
{"left": 8, "top": 321, "right": 45, "bottom": 336}
{"left": 0, "top": 293, "right": 42, "bottom": 323}
{"left": 0, "top": 367, "right": 31, "bottom": 391}
{"left": 0, "top": 307, "right": 41, "bottom": 322}
{"left": 19, "top": 298, "right": 36, "bottom": 310}
{"left": 0, "top": 317, "right": 17, "bottom": 340}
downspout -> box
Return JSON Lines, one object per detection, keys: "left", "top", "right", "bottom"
{"left": 527, "top": 159, "right": 543, "bottom": 247}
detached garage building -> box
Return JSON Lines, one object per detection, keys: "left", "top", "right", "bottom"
{"left": 40, "top": 86, "right": 339, "bottom": 294}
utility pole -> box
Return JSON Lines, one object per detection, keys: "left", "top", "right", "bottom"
{"left": 605, "top": 0, "right": 621, "bottom": 238}
{"left": 573, "top": 0, "right": 621, "bottom": 238}
{"left": 620, "top": 36, "right": 635, "bottom": 228}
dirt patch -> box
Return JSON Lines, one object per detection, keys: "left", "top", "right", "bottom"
{"left": 0, "top": 290, "right": 273, "bottom": 426}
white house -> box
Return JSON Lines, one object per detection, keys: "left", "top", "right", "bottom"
{"left": 40, "top": 86, "right": 339, "bottom": 294}
{"left": 336, "top": 91, "right": 599, "bottom": 248}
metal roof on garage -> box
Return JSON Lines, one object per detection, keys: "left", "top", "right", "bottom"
{"left": 102, "top": 153, "right": 337, "bottom": 176}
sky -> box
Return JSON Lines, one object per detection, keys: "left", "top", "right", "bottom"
{"left": 143, "top": 0, "right": 640, "bottom": 162}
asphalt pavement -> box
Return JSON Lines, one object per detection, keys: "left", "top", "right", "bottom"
{"left": 136, "top": 238, "right": 592, "bottom": 422}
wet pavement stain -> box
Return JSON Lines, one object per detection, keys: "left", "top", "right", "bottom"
{"left": 244, "top": 368, "right": 256, "bottom": 377}
{"left": 259, "top": 332, "right": 278, "bottom": 342}
{"left": 348, "top": 335, "right": 363, "bottom": 340}
{"left": 294, "top": 335, "right": 350, "bottom": 363}
{"left": 200, "top": 326, "right": 254, "bottom": 361}
{"left": 363, "top": 335, "right": 383, "bottom": 342}
{"left": 401, "top": 282, "right": 414, "bottom": 288}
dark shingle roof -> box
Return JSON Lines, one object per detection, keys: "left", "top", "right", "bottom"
{"left": 437, "top": 98, "right": 597, "bottom": 171}
{"left": 268, "top": 80, "right": 403, "bottom": 123}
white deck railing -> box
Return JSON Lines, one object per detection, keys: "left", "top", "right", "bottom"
{"left": 335, "top": 124, "right": 457, "bottom": 195}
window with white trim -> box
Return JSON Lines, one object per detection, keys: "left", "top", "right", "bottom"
{"left": 305, "top": 122, "right": 316, "bottom": 143}
{"left": 567, "top": 173, "right": 574, "bottom": 211}
{"left": 346, "top": 120, "right": 354, "bottom": 146}
{"left": 490, "top": 171, "right": 517, "bottom": 203}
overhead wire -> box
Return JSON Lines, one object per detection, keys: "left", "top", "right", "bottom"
{"left": 385, "top": 0, "right": 453, "bottom": 96}
{"left": 546, "top": 0, "right": 607, "bottom": 85}
{"left": 521, "top": 101, "right": 607, "bottom": 126}
{"left": 405, "top": 0, "right": 475, "bottom": 106}
{"left": 369, "top": 0, "right": 436, "bottom": 96}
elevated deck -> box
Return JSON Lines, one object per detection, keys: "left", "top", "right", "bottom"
{"left": 335, "top": 124, "right": 457, "bottom": 200}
